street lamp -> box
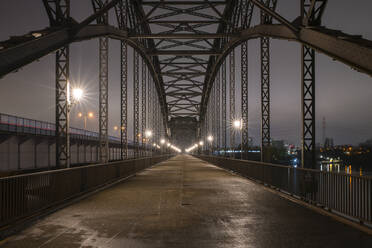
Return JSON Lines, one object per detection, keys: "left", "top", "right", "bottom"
{"left": 145, "top": 130, "right": 153, "bottom": 138}
{"left": 207, "top": 135, "right": 213, "bottom": 155}
{"left": 65, "top": 86, "right": 85, "bottom": 167}
{"left": 233, "top": 119, "right": 242, "bottom": 159}
{"left": 72, "top": 88, "right": 83, "bottom": 102}
{"left": 233, "top": 119, "right": 242, "bottom": 129}
{"left": 78, "top": 112, "right": 94, "bottom": 129}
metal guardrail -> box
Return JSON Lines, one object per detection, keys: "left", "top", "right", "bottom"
{"left": 197, "top": 155, "right": 372, "bottom": 226}
{"left": 0, "top": 155, "right": 172, "bottom": 229}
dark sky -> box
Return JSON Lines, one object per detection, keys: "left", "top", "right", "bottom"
{"left": 0, "top": 0, "right": 371, "bottom": 146}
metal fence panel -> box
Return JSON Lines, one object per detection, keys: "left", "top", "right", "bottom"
{"left": 197, "top": 155, "right": 372, "bottom": 225}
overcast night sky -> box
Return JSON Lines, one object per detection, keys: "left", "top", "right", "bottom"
{"left": 0, "top": 0, "right": 371, "bottom": 146}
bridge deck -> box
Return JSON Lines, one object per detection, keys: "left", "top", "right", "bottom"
{"left": 2, "top": 155, "right": 371, "bottom": 248}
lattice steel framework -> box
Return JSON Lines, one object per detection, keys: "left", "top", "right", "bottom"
{"left": 98, "top": 36, "right": 109, "bottom": 163}
{"left": 142, "top": 59, "right": 147, "bottom": 156}
{"left": 229, "top": 49, "right": 235, "bottom": 157}
{"left": 92, "top": 0, "right": 109, "bottom": 163}
{"left": 211, "top": 79, "right": 216, "bottom": 154}
{"left": 134, "top": 51, "right": 140, "bottom": 158}
{"left": 55, "top": 46, "right": 70, "bottom": 168}
{"left": 221, "top": 61, "right": 227, "bottom": 153}
{"left": 216, "top": 72, "right": 221, "bottom": 152}
{"left": 241, "top": 0, "right": 254, "bottom": 160}
{"left": 260, "top": 0, "right": 277, "bottom": 162}
{"left": 43, "top": 0, "right": 71, "bottom": 168}
{"left": 301, "top": 0, "right": 327, "bottom": 168}
{"left": 115, "top": 0, "right": 128, "bottom": 160}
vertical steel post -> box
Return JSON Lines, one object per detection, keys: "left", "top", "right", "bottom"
{"left": 260, "top": 0, "right": 277, "bottom": 162}
{"left": 99, "top": 36, "right": 109, "bottom": 163}
{"left": 134, "top": 51, "right": 140, "bottom": 158}
{"left": 147, "top": 68, "right": 151, "bottom": 156}
{"left": 221, "top": 61, "right": 227, "bottom": 156}
{"left": 240, "top": 0, "right": 254, "bottom": 160}
{"left": 120, "top": 41, "right": 128, "bottom": 160}
{"left": 55, "top": 0, "right": 70, "bottom": 168}
{"left": 116, "top": 0, "right": 128, "bottom": 160}
{"left": 216, "top": 71, "right": 221, "bottom": 155}
{"left": 211, "top": 80, "right": 215, "bottom": 155}
{"left": 93, "top": 0, "right": 109, "bottom": 164}
{"left": 260, "top": 36, "right": 271, "bottom": 162}
{"left": 301, "top": 0, "right": 316, "bottom": 169}
{"left": 141, "top": 59, "right": 147, "bottom": 157}
{"left": 229, "top": 49, "right": 236, "bottom": 158}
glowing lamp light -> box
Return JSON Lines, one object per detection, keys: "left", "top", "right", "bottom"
{"left": 199, "top": 141, "right": 204, "bottom": 146}
{"left": 88, "top": 112, "right": 94, "bottom": 118}
{"left": 78, "top": 112, "right": 83, "bottom": 118}
{"left": 160, "top": 139, "right": 166, "bottom": 144}
{"left": 233, "top": 119, "right": 242, "bottom": 129}
{"left": 145, "top": 130, "right": 153, "bottom": 138}
{"left": 207, "top": 135, "right": 213, "bottom": 142}
{"left": 114, "top": 126, "right": 118, "bottom": 131}
{"left": 72, "top": 88, "right": 83, "bottom": 101}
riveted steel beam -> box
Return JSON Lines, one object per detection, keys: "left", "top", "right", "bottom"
{"left": 134, "top": 50, "right": 140, "bottom": 158}
{"left": 131, "top": 34, "right": 233, "bottom": 39}
{"left": 148, "top": 50, "right": 221, "bottom": 56}
{"left": 115, "top": 0, "right": 128, "bottom": 160}
{"left": 54, "top": 0, "right": 70, "bottom": 168}
{"left": 260, "top": 0, "right": 277, "bottom": 162}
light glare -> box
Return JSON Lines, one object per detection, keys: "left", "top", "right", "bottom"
{"left": 72, "top": 88, "right": 83, "bottom": 101}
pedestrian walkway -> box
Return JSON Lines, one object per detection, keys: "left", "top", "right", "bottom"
{"left": 2, "top": 155, "right": 371, "bottom": 248}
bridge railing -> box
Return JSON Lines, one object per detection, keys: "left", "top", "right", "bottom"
{"left": 196, "top": 155, "right": 372, "bottom": 226}
{"left": 0, "top": 155, "right": 172, "bottom": 231}
{"left": 0, "top": 112, "right": 122, "bottom": 143}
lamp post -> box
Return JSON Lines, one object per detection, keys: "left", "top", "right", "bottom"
{"left": 160, "top": 138, "right": 166, "bottom": 155}
{"left": 199, "top": 141, "right": 204, "bottom": 154}
{"left": 78, "top": 111, "right": 94, "bottom": 129}
{"left": 207, "top": 135, "right": 214, "bottom": 155}
{"left": 66, "top": 87, "right": 84, "bottom": 167}
{"left": 233, "top": 119, "right": 242, "bottom": 159}
{"left": 145, "top": 130, "right": 153, "bottom": 156}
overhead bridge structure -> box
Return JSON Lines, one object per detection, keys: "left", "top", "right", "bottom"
{"left": 0, "top": 0, "right": 372, "bottom": 246}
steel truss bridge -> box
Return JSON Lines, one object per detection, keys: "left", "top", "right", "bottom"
{"left": 0, "top": 0, "right": 372, "bottom": 169}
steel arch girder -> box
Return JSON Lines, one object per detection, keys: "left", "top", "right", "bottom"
{"left": 200, "top": 24, "right": 372, "bottom": 118}
{"left": 0, "top": 25, "right": 168, "bottom": 130}
{"left": 1, "top": 23, "right": 372, "bottom": 119}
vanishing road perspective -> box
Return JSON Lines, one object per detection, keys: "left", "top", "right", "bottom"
{"left": 0, "top": 0, "right": 372, "bottom": 247}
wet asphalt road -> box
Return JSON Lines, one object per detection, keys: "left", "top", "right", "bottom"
{"left": 2, "top": 155, "right": 372, "bottom": 248}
